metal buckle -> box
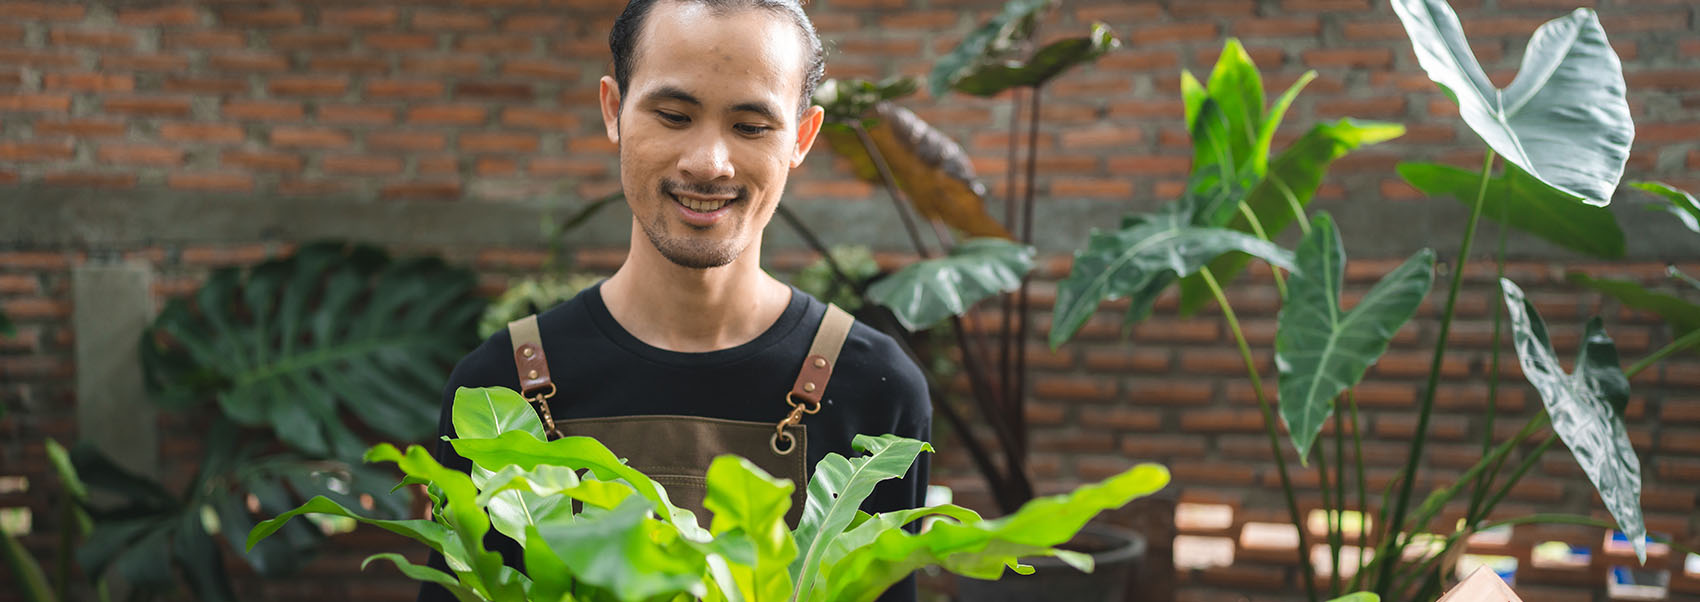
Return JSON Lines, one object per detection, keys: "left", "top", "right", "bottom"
{"left": 525, "top": 382, "right": 561, "bottom": 440}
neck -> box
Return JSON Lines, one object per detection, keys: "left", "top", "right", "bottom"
{"left": 601, "top": 221, "right": 790, "bottom": 353}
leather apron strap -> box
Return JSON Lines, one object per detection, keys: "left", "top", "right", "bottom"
{"left": 771, "top": 303, "right": 853, "bottom": 455}
{"left": 507, "top": 314, "right": 561, "bottom": 438}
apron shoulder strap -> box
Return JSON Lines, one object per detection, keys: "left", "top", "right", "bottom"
{"left": 508, "top": 314, "right": 562, "bottom": 437}
{"left": 790, "top": 303, "right": 853, "bottom": 405}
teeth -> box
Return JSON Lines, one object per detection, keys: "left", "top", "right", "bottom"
{"left": 678, "top": 196, "right": 729, "bottom": 213}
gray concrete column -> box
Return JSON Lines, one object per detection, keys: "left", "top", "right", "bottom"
{"left": 72, "top": 263, "right": 157, "bottom": 481}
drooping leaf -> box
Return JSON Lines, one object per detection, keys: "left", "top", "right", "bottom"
{"left": 362, "top": 554, "right": 486, "bottom": 602}
{"left": 1177, "top": 119, "right": 1405, "bottom": 316}
{"left": 2, "top": 524, "right": 57, "bottom": 602}
{"left": 1631, "top": 181, "right": 1700, "bottom": 234}
{"left": 451, "top": 386, "right": 545, "bottom": 441}
{"left": 930, "top": 0, "right": 1055, "bottom": 98}
{"left": 866, "top": 238, "right": 1035, "bottom": 331}
{"left": 791, "top": 434, "right": 933, "bottom": 601}
{"left": 142, "top": 242, "right": 487, "bottom": 459}
{"left": 813, "top": 77, "right": 920, "bottom": 125}
{"left": 1392, "top": 1, "right": 1632, "bottom": 206}
{"left": 950, "top": 22, "right": 1120, "bottom": 96}
{"left": 528, "top": 496, "right": 710, "bottom": 601}
{"left": 816, "top": 464, "right": 1170, "bottom": 602}
{"left": 1500, "top": 278, "right": 1645, "bottom": 562}
{"left": 1276, "top": 214, "right": 1434, "bottom": 463}
{"left": 1567, "top": 273, "right": 1700, "bottom": 356}
{"left": 820, "top": 102, "right": 1011, "bottom": 239}
{"left": 1399, "top": 161, "right": 1626, "bottom": 258}
{"left": 1049, "top": 199, "right": 1297, "bottom": 348}
{"left": 703, "top": 456, "right": 797, "bottom": 602}
{"left": 362, "top": 443, "right": 520, "bottom": 599}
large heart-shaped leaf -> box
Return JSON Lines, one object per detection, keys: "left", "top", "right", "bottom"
{"left": 820, "top": 103, "right": 1011, "bottom": 239}
{"left": 1399, "top": 162, "right": 1626, "bottom": 258}
{"left": 790, "top": 434, "right": 932, "bottom": 601}
{"left": 1631, "top": 181, "right": 1700, "bottom": 234}
{"left": 1500, "top": 278, "right": 1645, "bottom": 561}
{"left": 528, "top": 496, "right": 711, "bottom": 601}
{"left": 866, "top": 238, "right": 1035, "bottom": 332}
{"left": 1276, "top": 214, "right": 1434, "bottom": 463}
{"left": 929, "top": 0, "right": 1055, "bottom": 98}
{"left": 950, "top": 22, "right": 1120, "bottom": 96}
{"left": 1049, "top": 200, "right": 1297, "bottom": 348}
{"left": 814, "top": 464, "right": 1169, "bottom": 602}
{"left": 703, "top": 456, "right": 797, "bottom": 602}
{"left": 1177, "top": 119, "right": 1406, "bottom": 316}
{"left": 143, "top": 242, "right": 487, "bottom": 459}
{"left": 451, "top": 386, "right": 545, "bottom": 441}
{"left": 1392, "top": 1, "right": 1632, "bottom": 206}
{"left": 1567, "top": 273, "right": 1700, "bottom": 356}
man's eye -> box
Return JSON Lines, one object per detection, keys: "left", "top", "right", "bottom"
{"left": 735, "top": 124, "right": 771, "bottom": 136}
{"left": 657, "top": 111, "right": 688, "bottom": 125}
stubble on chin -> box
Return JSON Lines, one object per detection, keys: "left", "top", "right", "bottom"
{"left": 641, "top": 211, "right": 745, "bottom": 269}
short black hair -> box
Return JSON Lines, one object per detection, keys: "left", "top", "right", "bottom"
{"left": 608, "top": 0, "right": 826, "bottom": 121}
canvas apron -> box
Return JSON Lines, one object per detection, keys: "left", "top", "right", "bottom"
{"left": 505, "top": 304, "right": 854, "bottom": 526}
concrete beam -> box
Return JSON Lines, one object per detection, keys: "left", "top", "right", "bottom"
{"left": 72, "top": 263, "right": 158, "bottom": 481}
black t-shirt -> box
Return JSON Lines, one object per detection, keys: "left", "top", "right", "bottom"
{"left": 417, "top": 282, "right": 931, "bottom": 602}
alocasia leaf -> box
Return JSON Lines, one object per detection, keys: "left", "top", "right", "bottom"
{"left": 866, "top": 238, "right": 1035, "bottom": 331}
{"left": 1631, "top": 181, "right": 1700, "bottom": 234}
{"left": 1567, "top": 273, "right": 1700, "bottom": 356}
{"left": 703, "top": 456, "right": 797, "bottom": 602}
{"left": 821, "top": 102, "right": 1011, "bottom": 239}
{"left": 1392, "top": 0, "right": 1632, "bottom": 206}
{"left": 929, "top": 0, "right": 1055, "bottom": 98}
{"left": 1190, "top": 39, "right": 1264, "bottom": 182}
{"left": 1399, "top": 162, "right": 1625, "bottom": 259}
{"left": 790, "top": 434, "right": 933, "bottom": 601}
{"left": 1500, "top": 278, "right": 1645, "bottom": 562}
{"left": 950, "top": 22, "right": 1120, "bottom": 96}
{"left": 1276, "top": 213, "right": 1434, "bottom": 463}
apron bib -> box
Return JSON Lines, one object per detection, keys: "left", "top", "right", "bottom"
{"left": 505, "top": 304, "right": 854, "bottom": 527}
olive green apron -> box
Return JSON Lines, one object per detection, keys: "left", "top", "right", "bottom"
{"left": 506, "top": 304, "right": 854, "bottom": 526}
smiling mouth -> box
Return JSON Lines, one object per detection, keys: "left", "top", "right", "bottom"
{"left": 673, "top": 194, "right": 732, "bottom": 213}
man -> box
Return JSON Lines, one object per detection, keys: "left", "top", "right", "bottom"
{"left": 417, "top": 1, "right": 932, "bottom": 600}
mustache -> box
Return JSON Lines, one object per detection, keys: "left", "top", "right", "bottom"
{"left": 660, "top": 178, "right": 746, "bottom": 200}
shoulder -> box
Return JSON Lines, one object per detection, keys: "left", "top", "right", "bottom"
{"left": 818, "top": 300, "right": 932, "bottom": 429}
{"left": 445, "top": 288, "right": 592, "bottom": 392}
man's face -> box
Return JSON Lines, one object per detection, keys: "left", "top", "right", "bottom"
{"left": 600, "top": 1, "right": 823, "bottom": 270}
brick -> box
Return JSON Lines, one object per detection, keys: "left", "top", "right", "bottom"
{"left": 223, "top": 100, "right": 303, "bottom": 121}
{"left": 42, "top": 72, "right": 133, "bottom": 92}
{"left": 1080, "top": 406, "right": 1164, "bottom": 433}
{"left": 169, "top": 172, "right": 252, "bottom": 192}
{"left": 1051, "top": 178, "right": 1132, "bottom": 198}
{"left": 321, "top": 154, "right": 403, "bottom": 175}
{"left": 457, "top": 34, "right": 533, "bottom": 53}
{"left": 1126, "top": 381, "right": 1214, "bottom": 405}
{"left": 475, "top": 156, "right": 518, "bottom": 176}
{"left": 1171, "top": 460, "right": 1258, "bottom": 485}
{"left": 528, "top": 157, "right": 606, "bottom": 177}
{"left": 180, "top": 244, "right": 283, "bottom": 266}
{"left": 208, "top": 52, "right": 288, "bottom": 72}
{"left": 1119, "top": 434, "right": 1207, "bottom": 458}
{"left": 308, "top": 55, "right": 389, "bottom": 74}
{"left": 364, "top": 33, "right": 437, "bottom": 51}
{"left": 0, "top": 252, "right": 74, "bottom": 270}
{"left": 317, "top": 104, "right": 395, "bottom": 125}
{"left": 267, "top": 76, "right": 347, "bottom": 97}
{"left": 269, "top": 32, "right": 351, "bottom": 51}
{"left": 454, "top": 81, "right": 533, "bottom": 100}
{"left": 321, "top": 7, "right": 397, "bottom": 27}
{"left": 1169, "top": 0, "right": 1255, "bottom": 18}
{"left": 1234, "top": 17, "right": 1321, "bottom": 38}
{"left": 158, "top": 122, "right": 244, "bottom": 143}
{"left": 412, "top": 10, "right": 491, "bottom": 30}
{"left": 460, "top": 132, "right": 539, "bottom": 153}
{"left": 97, "top": 143, "right": 183, "bottom": 166}
{"left": 403, "top": 55, "right": 484, "bottom": 77}
{"left": 1281, "top": 0, "right": 1370, "bottom": 10}
{"left": 1194, "top": 46, "right": 1285, "bottom": 71}
{"left": 1082, "top": 349, "right": 1169, "bottom": 373}
{"left": 0, "top": 274, "right": 37, "bottom": 295}
{"left": 496, "top": 107, "right": 579, "bottom": 131}
{"left": 381, "top": 180, "right": 461, "bottom": 200}
{"left": 1625, "top": 70, "right": 1700, "bottom": 90}
{"left": 218, "top": 8, "right": 302, "bottom": 27}
{"left": 104, "top": 96, "right": 193, "bottom": 117}
{"left": 49, "top": 28, "right": 133, "bottom": 49}
{"left": 221, "top": 149, "right": 301, "bottom": 171}
{"left": 1179, "top": 409, "right": 1266, "bottom": 433}
{"left": 367, "top": 79, "right": 444, "bottom": 99}
{"left": 1104, "top": 155, "right": 1190, "bottom": 174}
{"left": 3, "top": 298, "right": 70, "bottom": 319}
{"left": 162, "top": 30, "right": 245, "bottom": 49}
{"left": 1032, "top": 375, "right": 1115, "bottom": 401}
{"left": 2, "top": 2, "right": 86, "bottom": 20}
{"left": 407, "top": 104, "right": 486, "bottom": 125}
{"left": 0, "top": 93, "right": 71, "bottom": 112}
{"left": 1033, "top": 430, "right": 1117, "bottom": 454}
{"left": 119, "top": 6, "right": 201, "bottom": 26}
{"left": 502, "top": 13, "right": 568, "bottom": 33}
{"left": 1301, "top": 48, "right": 1393, "bottom": 68}
{"left": 500, "top": 59, "right": 578, "bottom": 81}
{"left": 43, "top": 171, "right": 135, "bottom": 188}
{"left": 366, "top": 131, "right": 446, "bottom": 152}
{"left": 0, "top": 140, "right": 74, "bottom": 162}
{"left": 162, "top": 76, "right": 248, "bottom": 94}
{"left": 0, "top": 49, "right": 81, "bottom": 68}
{"left": 1060, "top": 126, "right": 1142, "bottom": 149}
{"left": 1133, "top": 22, "right": 1218, "bottom": 45}
{"left": 271, "top": 127, "right": 351, "bottom": 148}
{"left": 103, "top": 54, "right": 189, "bottom": 71}
{"left": 34, "top": 118, "right": 124, "bottom": 137}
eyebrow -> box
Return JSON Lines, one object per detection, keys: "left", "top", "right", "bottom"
{"left": 642, "top": 85, "right": 785, "bottom": 124}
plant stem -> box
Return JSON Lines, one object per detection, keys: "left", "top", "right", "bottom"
{"left": 1348, "top": 389, "right": 1369, "bottom": 592}
{"left": 1474, "top": 433, "right": 1558, "bottom": 525}
{"left": 1319, "top": 408, "right": 1340, "bottom": 596}
{"left": 775, "top": 204, "right": 866, "bottom": 299}
{"left": 1000, "top": 88, "right": 1023, "bottom": 402}
{"left": 852, "top": 122, "right": 932, "bottom": 259}
{"left": 1237, "top": 203, "right": 1289, "bottom": 299}
{"left": 1200, "top": 268, "right": 1318, "bottom": 602}
{"left": 1011, "top": 87, "right": 1043, "bottom": 463}
{"left": 950, "top": 315, "right": 1035, "bottom": 512}
{"left": 1373, "top": 149, "right": 1496, "bottom": 595}
{"left": 1466, "top": 221, "right": 1511, "bottom": 524}
{"left": 1626, "top": 328, "right": 1700, "bottom": 378}
{"left": 1333, "top": 395, "right": 1348, "bottom": 596}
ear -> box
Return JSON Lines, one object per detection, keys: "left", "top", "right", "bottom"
{"left": 599, "top": 75, "right": 622, "bottom": 145}
{"left": 789, "top": 105, "right": 824, "bottom": 169}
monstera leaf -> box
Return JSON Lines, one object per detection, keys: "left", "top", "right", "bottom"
{"left": 1567, "top": 273, "right": 1700, "bottom": 356}
{"left": 1399, "top": 162, "right": 1626, "bottom": 258}
{"left": 143, "top": 242, "right": 486, "bottom": 460}
{"left": 820, "top": 102, "right": 1011, "bottom": 239}
{"left": 950, "top": 22, "right": 1120, "bottom": 96}
{"left": 1177, "top": 118, "right": 1405, "bottom": 316}
{"left": 790, "top": 434, "right": 933, "bottom": 601}
{"left": 1049, "top": 196, "right": 1297, "bottom": 348}
{"left": 1500, "top": 278, "right": 1646, "bottom": 562}
{"left": 930, "top": 0, "right": 1055, "bottom": 98}
{"left": 1632, "top": 181, "right": 1700, "bottom": 234}
{"left": 866, "top": 238, "right": 1035, "bottom": 331}
{"left": 1392, "top": 0, "right": 1632, "bottom": 206}
{"left": 1276, "top": 214, "right": 1434, "bottom": 463}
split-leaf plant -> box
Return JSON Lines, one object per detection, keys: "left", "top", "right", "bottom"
{"left": 788, "top": 0, "right": 1121, "bottom": 515}
{"left": 57, "top": 242, "right": 485, "bottom": 600}
{"left": 248, "top": 386, "right": 1173, "bottom": 602}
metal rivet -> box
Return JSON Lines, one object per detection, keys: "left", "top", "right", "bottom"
{"left": 803, "top": 382, "right": 816, "bottom": 392}
{"left": 522, "top": 347, "right": 534, "bottom": 358}
{"left": 813, "top": 357, "right": 827, "bottom": 368}
{"left": 528, "top": 369, "right": 538, "bottom": 379}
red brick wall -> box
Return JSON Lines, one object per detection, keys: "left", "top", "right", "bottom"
{"left": 3, "top": 0, "right": 1698, "bottom": 600}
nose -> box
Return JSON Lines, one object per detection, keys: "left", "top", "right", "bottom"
{"left": 677, "top": 130, "right": 735, "bottom": 182}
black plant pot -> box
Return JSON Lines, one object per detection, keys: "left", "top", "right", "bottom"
{"left": 955, "top": 523, "right": 1148, "bottom": 602}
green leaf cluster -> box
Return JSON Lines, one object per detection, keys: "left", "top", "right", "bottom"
{"left": 251, "top": 386, "right": 1171, "bottom": 602}
{"left": 867, "top": 238, "right": 1035, "bottom": 332}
